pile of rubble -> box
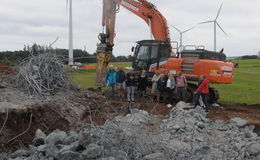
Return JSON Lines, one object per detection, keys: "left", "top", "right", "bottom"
{"left": 15, "top": 53, "right": 69, "bottom": 96}
{"left": 6, "top": 102, "right": 260, "bottom": 160}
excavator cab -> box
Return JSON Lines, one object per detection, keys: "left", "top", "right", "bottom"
{"left": 132, "top": 40, "right": 171, "bottom": 72}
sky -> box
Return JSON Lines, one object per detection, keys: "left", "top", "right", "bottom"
{"left": 0, "top": 0, "right": 260, "bottom": 57}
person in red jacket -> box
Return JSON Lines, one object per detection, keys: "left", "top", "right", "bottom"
{"left": 193, "top": 75, "right": 209, "bottom": 112}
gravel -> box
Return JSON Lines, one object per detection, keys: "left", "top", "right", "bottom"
{"left": 6, "top": 102, "right": 260, "bottom": 160}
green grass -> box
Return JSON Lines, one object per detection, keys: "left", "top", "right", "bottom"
{"left": 69, "top": 62, "right": 131, "bottom": 89}
{"left": 70, "top": 60, "right": 260, "bottom": 105}
{"left": 211, "top": 71, "right": 260, "bottom": 104}
{"left": 87, "top": 62, "right": 132, "bottom": 67}
{"left": 236, "top": 67, "right": 260, "bottom": 73}
{"left": 70, "top": 69, "right": 96, "bottom": 89}
{"left": 211, "top": 59, "right": 260, "bottom": 104}
{"left": 232, "top": 59, "right": 260, "bottom": 67}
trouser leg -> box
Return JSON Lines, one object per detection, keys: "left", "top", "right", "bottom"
{"left": 177, "top": 87, "right": 182, "bottom": 101}
{"left": 106, "top": 85, "right": 111, "bottom": 98}
{"left": 127, "top": 87, "right": 131, "bottom": 102}
{"left": 181, "top": 88, "right": 186, "bottom": 102}
{"left": 192, "top": 93, "right": 199, "bottom": 106}
{"left": 167, "top": 88, "right": 173, "bottom": 104}
{"left": 201, "top": 93, "right": 209, "bottom": 111}
{"left": 111, "top": 84, "right": 115, "bottom": 97}
{"left": 131, "top": 86, "right": 135, "bottom": 101}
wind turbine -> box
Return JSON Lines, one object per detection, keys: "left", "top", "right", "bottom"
{"left": 67, "top": 0, "right": 74, "bottom": 65}
{"left": 198, "top": 4, "right": 227, "bottom": 52}
{"left": 170, "top": 24, "right": 194, "bottom": 50}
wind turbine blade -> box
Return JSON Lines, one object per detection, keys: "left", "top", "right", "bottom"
{"left": 170, "top": 24, "right": 181, "bottom": 33}
{"left": 182, "top": 27, "right": 195, "bottom": 33}
{"left": 198, "top": 20, "right": 214, "bottom": 24}
{"left": 215, "top": 4, "right": 223, "bottom": 20}
{"left": 216, "top": 22, "right": 228, "bottom": 36}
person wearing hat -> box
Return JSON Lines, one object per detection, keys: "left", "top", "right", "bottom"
{"left": 106, "top": 65, "right": 117, "bottom": 98}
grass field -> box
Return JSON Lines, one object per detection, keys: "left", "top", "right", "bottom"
{"left": 210, "top": 58, "right": 260, "bottom": 104}
{"left": 70, "top": 62, "right": 131, "bottom": 89}
{"left": 70, "top": 59, "right": 260, "bottom": 105}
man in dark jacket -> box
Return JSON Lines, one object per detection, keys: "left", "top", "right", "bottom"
{"left": 116, "top": 67, "right": 126, "bottom": 98}
{"left": 125, "top": 69, "right": 136, "bottom": 102}
{"left": 157, "top": 74, "right": 167, "bottom": 103}
{"left": 137, "top": 70, "right": 148, "bottom": 98}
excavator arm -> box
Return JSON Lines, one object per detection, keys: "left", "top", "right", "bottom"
{"left": 96, "top": 0, "right": 171, "bottom": 87}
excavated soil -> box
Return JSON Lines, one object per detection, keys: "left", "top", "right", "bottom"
{"left": 0, "top": 61, "right": 16, "bottom": 75}
{"left": 208, "top": 104, "right": 260, "bottom": 135}
{"left": 0, "top": 88, "right": 259, "bottom": 154}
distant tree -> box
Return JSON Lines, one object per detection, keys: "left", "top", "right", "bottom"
{"left": 127, "top": 55, "right": 134, "bottom": 61}
{"left": 241, "top": 55, "right": 258, "bottom": 59}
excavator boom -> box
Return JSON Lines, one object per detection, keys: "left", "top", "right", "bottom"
{"left": 96, "top": 0, "right": 172, "bottom": 87}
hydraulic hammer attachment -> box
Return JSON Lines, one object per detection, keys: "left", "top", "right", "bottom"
{"left": 96, "top": 33, "right": 113, "bottom": 87}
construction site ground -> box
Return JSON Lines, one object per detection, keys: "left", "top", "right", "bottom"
{"left": 0, "top": 60, "right": 260, "bottom": 156}
{"left": 0, "top": 87, "right": 259, "bottom": 154}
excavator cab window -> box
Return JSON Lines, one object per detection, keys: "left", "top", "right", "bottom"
{"left": 133, "top": 40, "right": 170, "bottom": 71}
{"left": 137, "top": 46, "right": 150, "bottom": 60}
{"left": 160, "top": 44, "right": 170, "bottom": 59}
{"left": 135, "top": 45, "right": 158, "bottom": 70}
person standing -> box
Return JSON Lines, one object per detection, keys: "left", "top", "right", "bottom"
{"left": 151, "top": 70, "right": 161, "bottom": 102}
{"left": 106, "top": 65, "right": 117, "bottom": 98}
{"left": 137, "top": 70, "right": 148, "bottom": 98}
{"left": 176, "top": 71, "right": 187, "bottom": 102}
{"left": 166, "top": 73, "right": 176, "bottom": 107}
{"left": 125, "top": 69, "right": 136, "bottom": 102}
{"left": 116, "top": 67, "right": 126, "bottom": 98}
{"left": 194, "top": 75, "right": 209, "bottom": 112}
{"left": 157, "top": 74, "right": 167, "bottom": 103}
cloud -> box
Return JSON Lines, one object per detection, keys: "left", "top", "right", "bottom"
{"left": 0, "top": 0, "right": 260, "bottom": 57}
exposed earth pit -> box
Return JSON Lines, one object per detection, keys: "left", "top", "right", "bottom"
{"left": 0, "top": 88, "right": 260, "bottom": 159}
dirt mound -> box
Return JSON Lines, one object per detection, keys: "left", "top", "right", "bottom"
{"left": 0, "top": 61, "right": 16, "bottom": 75}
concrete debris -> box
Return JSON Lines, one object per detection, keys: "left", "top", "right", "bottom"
{"left": 230, "top": 117, "right": 248, "bottom": 128}
{"left": 143, "top": 153, "right": 166, "bottom": 160}
{"left": 45, "top": 129, "right": 67, "bottom": 144}
{"left": 33, "top": 129, "right": 46, "bottom": 146}
{"left": 7, "top": 102, "right": 260, "bottom": 160}
{"left": 245, "top": 143, "right": 260, "bottom": 156}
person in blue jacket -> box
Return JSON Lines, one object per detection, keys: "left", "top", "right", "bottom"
{"left": 106, "top": 65, "right": 117, "bottom": 98}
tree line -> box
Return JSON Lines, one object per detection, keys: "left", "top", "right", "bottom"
{"left": 0, "top": 43, "right": 134, "bottom": 64}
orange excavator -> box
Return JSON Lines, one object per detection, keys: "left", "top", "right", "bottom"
{"left": 96, "top": 0, "right": 234, "bottom": 103}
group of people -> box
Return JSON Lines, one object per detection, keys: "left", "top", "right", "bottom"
{"left": 105, "top": 65, "right": 147, "bottom": 103}
{"left": 151, "top": 71, "right": 188, "bottom": 107}
{"left": 105, "top": 65, "right": 210, "bottom": 112}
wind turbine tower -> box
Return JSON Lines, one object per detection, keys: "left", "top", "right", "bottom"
{"left": 199, "top": 4, "right": 227, "bottom": 52}
{"left": 170, "top": 24, "right": 194, "bottom": 51}
{"left": 68, "top": 0, "right": 74, "bottom": 65}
